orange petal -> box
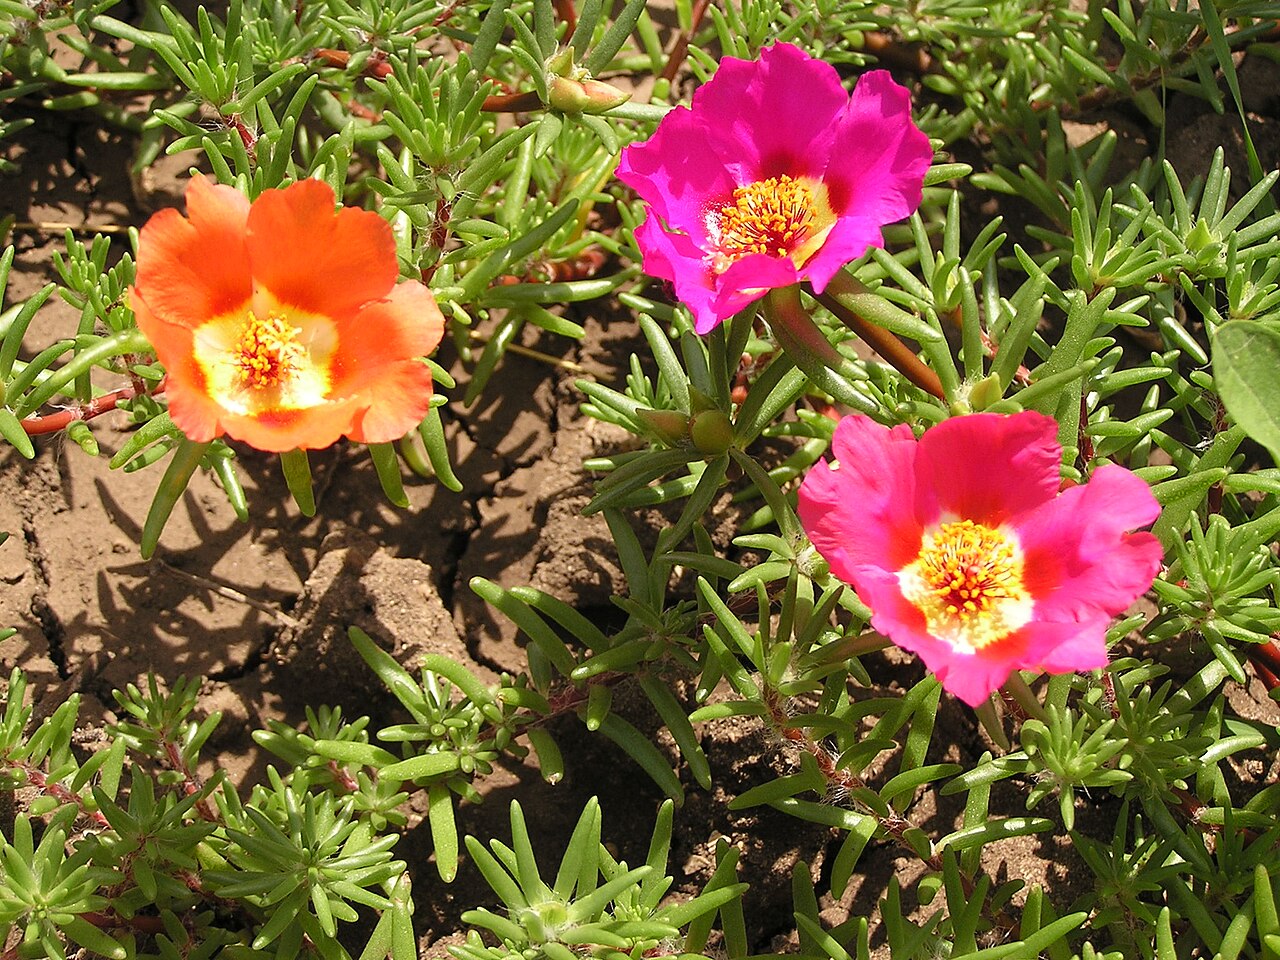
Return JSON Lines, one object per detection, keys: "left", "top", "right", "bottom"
{"left": 131, "top": 291, "right": 227, "bottom": 442}
{"left": 331, "top": 281, "right": 446, "bottom": 392}
{"left": 246, "top": 179, "right": 399, "bottom": 319}
{"left": 134, "top": 177, "right": 253, "bottom": 330}
{"left": 218, "top": 399, "right": 360, "bottom": 453}
{"left": 346, "top": 360, "right": 436, "bottom": 444}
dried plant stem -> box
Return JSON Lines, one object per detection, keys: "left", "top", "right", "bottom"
{"left": 156, "top": 559, "right": 301, "bottom": 629}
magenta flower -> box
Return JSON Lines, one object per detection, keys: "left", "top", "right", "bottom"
{"left": 796, "top": 412, "right": 1164, "bottom": 706}
{"left": 616, "top": 43, "right": 932, "bottom": 334}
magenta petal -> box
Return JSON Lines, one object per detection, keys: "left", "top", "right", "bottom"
{"left": 635, "top": 219, "right": 789, "bottom": 332}
{"left": 617, "top": 109, "right": 737, "bottom": 238}
{"left": 798, "top": 411, "right": 1162, "bottom": 709}
{"left": 797, "top": 415, "right": 924, "bottom": 578}
{"left": 825, "top": 70, "right": 934, "bottom": 222}
{"left": 1031, "top": 618, "right": 1113, "bottom": 674}
{"left": 799, "top": 216, "right": 888, "bottom": 292}
{"left": 929, "top": 652, "right": 1020, "bottom": 708}
{"left": 914, "top": 412, "right": 1063, "bottom": 526}
{"left": 1017, "top": 464, "right": 1163, "bottom": 618}
{"left": 693, "top": 43, "right": 846, "bottom": 182}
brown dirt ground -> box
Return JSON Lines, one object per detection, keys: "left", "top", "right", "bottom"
{"left": 3, "top": 49, "right": 1280, "bottom": 960}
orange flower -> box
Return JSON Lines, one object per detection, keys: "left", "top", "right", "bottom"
{"left": 130, "top": 177, "right": 445, "bottom": 452}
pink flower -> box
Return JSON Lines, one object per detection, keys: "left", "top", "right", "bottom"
{"left": 616, "top": 43, "right": 932, "bottom": 334}
{"left": 796, "top": 412, "right": 1164, "bottom": 706}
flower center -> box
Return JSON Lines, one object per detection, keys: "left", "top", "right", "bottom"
{"left": 233, "top": 312, "right": 306, "bottom": 390}
{"left": 898, "top": 520, "right": 1033, "bottom": 654}
{"left": 716, "top": 175, "right": 816, "bottom": 260}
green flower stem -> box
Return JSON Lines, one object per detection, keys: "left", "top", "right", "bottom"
{"left": 815, "top": 273, "right": 947, "bottom": 401}
{"left": 973, "top": 698, "right": 1011, "bottom": 751}
{"left": 761, "top": 285, "right": 879, "bottom": 418}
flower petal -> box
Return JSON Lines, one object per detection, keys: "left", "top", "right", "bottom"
{"left": 617, "top": 108, "right": 738, "bottom": 238}
{"left": 797, "top": 415, "right": 923, "bottom": 578}
{"left": 131, "top": 292, "right": 227, "bottom": 442}
{"left": 217, "top": 400, "right": 359, "bottom": 453}
{"left": 333, "top": 281, "right": 446, "bottom": 385}
{"left": 1030, "top": 617, "right": 1113, "bottom": 675}
{"left": 333, "top": 282, "right": 446, "bottom": 443}
{"left": 852, "top": 566, "right": 1022, "bottom": 707}
{"left": 347, "top": 361, "right": 437, "bottom": 444}
{"left": 133, "top": 177, "right": 253, "bottom": 330}
{"left": 1016, "top": 464, "right": 1163, "bottom": 616}
{"left": 914, "top": 412, "right": 1063, "bottom": 526}
{"left": 797, "top": 216, "right": 890, "bottom": 293}
{"left": 630, "top": 217, "right": 792, "bottom": 333}
{"left": 246, "top": 179, "right": 398, "bottom": 318}
{"left": 825, "top": 70, "right": 934, "bottom": 224}
{"left": 693, "top": 43, "right": 846, "bottom": 182}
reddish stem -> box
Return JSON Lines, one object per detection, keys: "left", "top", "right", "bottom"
{"left": 5, "top": 759, "right": 110, "bottom": 827}
{"left": 552, "top": 0, "right": 576, "bottom": 36}
{"left": 81, "top": 911, "right": 167, "bottom": 935}
{"left": 862, "top": 31, "right": 934, "bottom": 74}
{"left": 328, "top": 759, "right": 360, "bottom": 793}
{"left": 660, "top": 0, "right": 711, "bottom": 84}
{"left": 20, "top": 380, "right": 161, "bottom": 436}
{"left": 311, "top": 47, "right": 393, "bottom": 78}
{"left": 1250, "top": 638, "right": 1280, "bottom": 692}
{"left": 481, "top": 90, "right": 543, "bottom": 112}
{"left": 163, "top": 741, "right": 219, "bottom": 823}
{"left": 812, "top": 289, "right": 946, "bottom": 400}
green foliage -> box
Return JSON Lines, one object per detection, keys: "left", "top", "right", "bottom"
{"left": 3, "top": 0, "right": 1280, "bottom": 957}
{"left": 455, "top": 798, "right": 744, "bottom": 960}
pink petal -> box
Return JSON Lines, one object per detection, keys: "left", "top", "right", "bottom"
{"left": 854, "top": 567, "right": 1021, "bottom": 707}
{"left": 1016, "top": 464, "right": 1163, "bottom": 616}
{"left": 637, "top": 211, "right": 800, "bottom": 332}
{"left": 797, "top": 415, "right": 923, "bottom": 580}
{"left": 630, "top": 217, "right": 733, "bottom": 333}
{"left": 798, "top": 216, "right": 889, "bottom": 292}
{"left": 1031, "top": 617, "right": 1113, "bottom": 674}
{"left": 914, "top": 412, "right": 1064, "bottom": 526}
{"left": 858, "top": 573, "right": 1110, "bottom": 706}
{"left": 825, "top": 70, "right": 933, "bottom": 223}
{"left": 617, "top": 108, "right": 738, "bottom": 240}
{"left": 693, "top": 43, "right": 847, "bottom": 183}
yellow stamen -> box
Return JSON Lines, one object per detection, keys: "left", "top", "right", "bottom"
{"left": 898, "top": 520, "right": 1033, "bottom": 654}
{"left": 717, "top": 175, "right": 815, "bottom": 259}
{"left": 233, "top": 312, "right": 306, "bottom": 390}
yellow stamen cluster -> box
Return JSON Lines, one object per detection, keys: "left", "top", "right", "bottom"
{"left": 899, "top": 519, "right": 1031, "bottom": 653}
{"left": 714, "top": 175, "right": 815, "bottom": 262}
{"left": 233, "top": 312, "right": 305, "bottom": 390}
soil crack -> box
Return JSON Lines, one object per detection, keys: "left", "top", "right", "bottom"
{"left": 21, "top": 518, "right": 68, "bottom": 680}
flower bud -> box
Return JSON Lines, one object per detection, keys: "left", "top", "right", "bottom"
{"left": 544, "top": 47, "right": 575, "bottom": 77}
{"left": 547, "top": 76, "right": 592, "bottom": 114}
{"left": 965, "top": 372, "right": 1004, "bottom": 411}
{"left": 579, "top": 78, "right": 631, "bottom": 114}
{"left": 690, "top": 409, "right": 733, "bottom": 456}
{"left": 636, "top": 407, "right": 690, "bottom": 445}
